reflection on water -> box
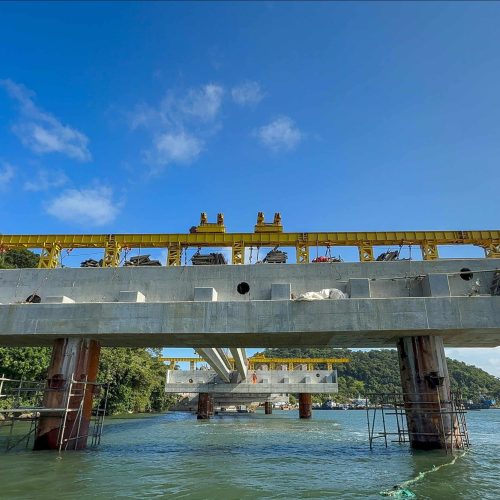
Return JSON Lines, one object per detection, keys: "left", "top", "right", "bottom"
{"left": 0, "top": 410, "right": 498, "bottom": 499}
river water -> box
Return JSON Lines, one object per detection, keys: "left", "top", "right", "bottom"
{"left": 0, "top": 409, "right": 498, "bottom": 499}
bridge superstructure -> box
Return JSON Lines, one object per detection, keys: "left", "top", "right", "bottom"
{"left": 1, "top": 212, "right": 500, "bottom": 267}
{"left": 1, "top": 219, "right": 499, "bottom": 451}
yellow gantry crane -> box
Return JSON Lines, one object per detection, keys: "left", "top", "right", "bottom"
{"left": 1, "top": 212, "right": 499, "bottom": 269}
{"left": 160, "top": 355, "right": 350, "bottom": 371}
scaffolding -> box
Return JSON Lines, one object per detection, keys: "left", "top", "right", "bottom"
{"left": 0, "top": 375, "right": 109, "bottom": 452}
{"left": 365, "top": 391, "right": 470, "bottom": 454}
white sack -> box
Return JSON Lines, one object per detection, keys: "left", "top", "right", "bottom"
{"left": 295, "top": 288, "right": 346, "bottom": 301}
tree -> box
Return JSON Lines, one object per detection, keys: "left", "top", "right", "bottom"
{"left": 264, "top": 347, "right": 500, "bottom": 403}
{"left": 0, "top": 248, "right": 177, "bottom": 414}
{"left": 0, "top": 248, "right": 39, "bottom": 269}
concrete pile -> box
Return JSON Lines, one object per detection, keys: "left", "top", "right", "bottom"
{"left": 80, "top": 259, "right": 100, "bottom": 268}
{"left": 124, "top": 255, "right": 161, "bottom": 267}
{"left": 376, "top": 250, "right": 399, "bottom": 261}
{"left": 191, "top": 252, "right": 227, "bottom": 265}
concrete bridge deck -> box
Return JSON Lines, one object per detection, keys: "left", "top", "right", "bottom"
{"left": 0, "top": 259, "right": 498, "bottom": 348}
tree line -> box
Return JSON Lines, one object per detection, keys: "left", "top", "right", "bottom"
{"left": 0, "top": 249, "right": 176, "bottom": 414}
{"left": 264, "top": 347, "right": 500, "bottom": 403}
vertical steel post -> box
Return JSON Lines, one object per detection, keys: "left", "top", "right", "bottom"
{"left": 298, "top": 393, "right": 312, "bottom": 419}
{"left": 34, "top": 338, "right": 101, "bottom": 450}
{"left": 197, "top": 393, "right": 212, "bottom": 420}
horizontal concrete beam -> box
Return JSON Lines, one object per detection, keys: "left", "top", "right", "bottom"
{"left": 0, "top": 296, "right": 499, "bottom": 348}
{"left": 165, "top": 370, "right": 338, "bottom": 394}
{"left": 45, "top": 296, "right": 75, "bottom": 304}
{"left": 118, "top": 291, "right": 145, "bottom": 303}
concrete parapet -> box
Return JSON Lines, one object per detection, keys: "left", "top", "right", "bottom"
{"left": 347, "top": 278, "right": 371, "bottom": 298}
{"left": 422, "top": 274, "right": 451, "bottom": 297}
{"left": 165, "top": 369, "right": 338, "bottom": 394}
{"left": 271, "top": 283, "right": 291, "bottom": 300}
{"left": 118, "top": 291, "right": 145, "bottom": 302}
{"left": 194, "top": 287, "right": 218, "bottom": 302}
{"left": 45, "top": 296, "right": 75, "bottom": 304}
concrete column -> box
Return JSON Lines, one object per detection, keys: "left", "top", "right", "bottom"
{"left": 397, "top": 335, "right": 462, "bottom": 450}
{"left": 34, "top": 338, "right": 101, "bottom": 451}
{"left": 264, "top": 401, "right": 273, "bottom": 415}
{"left": 298, "top": 393, "right": 312, "bottom": 419}
{"left": 197, "top": 393, "right": 213, "bottom": 420}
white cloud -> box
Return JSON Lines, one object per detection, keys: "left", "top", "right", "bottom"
{"left": 179, "top": 84, "right": 224, "bottom": 122}
{"left": 0, "top": 162, "right": 15, "bottom": 188}
{"left": 231, "top": 81, "right": 264, "bottom": 106}
{"left": 131, "top": 83, "right": 224, "bottom": 131}
{"left": 255, "top": 116, "right": 302, "bottom": 152}
{"left": 24, "top": 168, "right": 68, "bottom": 192}
{"left": 46, "top": 185, "right": 119, "bottom": 226}
{"left": 446, "top": 347, "right": 500, "bottom": 377}
{"left": 131, "top": 83, "right": 223, "bottom": 170}
{"left": 1, "top": 79, "right": 91, "bottom": 162}
{"left": 153, "top": 131, "right": 203, "bottom": 165}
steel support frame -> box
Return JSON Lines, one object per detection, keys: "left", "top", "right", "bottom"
{"left": 38, "top": 244, "right": 62, "bottom": 269}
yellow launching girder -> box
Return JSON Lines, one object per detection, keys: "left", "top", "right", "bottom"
{"left": 159, "top": 356, "right": 350, "bottom": 371}
{"left": 0, "top": 213, "right": 499, "bottom": 269}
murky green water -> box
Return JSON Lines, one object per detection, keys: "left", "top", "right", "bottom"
{"left": 0, "top": 410, "right": 498, "bottom": 499}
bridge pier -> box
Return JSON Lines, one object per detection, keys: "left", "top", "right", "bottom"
{"left": 197, "top": 393, "right": 214, "bottom": 420}
{"left": 264, "top": 401, "right": 273, "bottom": 415}
{"left": 298, "top": 393, "right": 312, "bottom": 419}
{"left": 397, "top": 335, "right": 462, "bottom": 450}
{"left": 34, "top": 338, "right": 101, "bottom": 451}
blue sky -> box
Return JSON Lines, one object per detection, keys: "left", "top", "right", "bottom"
{"left": 0, "top": 2, "right": 499, "bottom": 375}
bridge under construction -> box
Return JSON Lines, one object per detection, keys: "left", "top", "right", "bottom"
{"left": 1, "top": 214, "right": 499, "bottom": 452}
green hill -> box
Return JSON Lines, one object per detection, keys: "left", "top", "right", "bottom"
{"left": 264, "top": 347, "right": 500, "bottom": 403}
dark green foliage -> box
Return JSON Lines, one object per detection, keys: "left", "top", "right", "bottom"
{"left": 98, "top": 347, "right": 177, "bottom": 414}
{"left": 264, "top": 347, "right": 500, "bottom": 403}
{"left": 0, "top": 248, "right": 39, "bottom": 269}
{"left": 0, "top": 248, "right": 176, "bottom": 414}
{"left": 0, "top": 347, "right": 51, "bottom": 381}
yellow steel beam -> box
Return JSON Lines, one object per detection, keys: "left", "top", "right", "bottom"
{"left": 1, "top": 229, "right": 499, "bottom": 268}
{"left": 159, "top": 356, "right": 350, "bottom": 371}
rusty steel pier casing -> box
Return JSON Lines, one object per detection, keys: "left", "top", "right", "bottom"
{"left": 299, "top": 393, "right": 312, "bottom": 419}
{"left": 33, "top": 338, "right": 101, "bottom": 450}
{"left": 397, "top": 335, "right": 462, "bottom": 450}
{"left": 197, "top": 393, "right": 214, "bottom": 420}
{"left": 264, "top": 401, "right": 273, "bottom": 415}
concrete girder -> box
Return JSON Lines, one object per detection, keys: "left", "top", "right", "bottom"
{"left": 229, "top": 348, "right": 248, "bottom": 380}
{"left": 195, "top": 348, "right": 232, "bottom": 383}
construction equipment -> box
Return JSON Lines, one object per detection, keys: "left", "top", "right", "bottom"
{"left": 124, "top": 255, "right": 161, "bottom": 266}
{"left": 190, "top": 212, "right": 225, "bottom": 234}
{"left": 262, "top": 246, "right": 287, "bottom": 264}
{"left": 254, "top": 212, "right": 283, "bottom": 233}
{"left": 191, "top": 251, "right": 227, "bottom": 266}
{"left": 376, "top": 250, "right": 400, "bottom": 261}
{"left": 1, "top": 213, "right": 500, "bottom": 268}
{"left": 312, "top": 256, "right": 342, "bottom": 263}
